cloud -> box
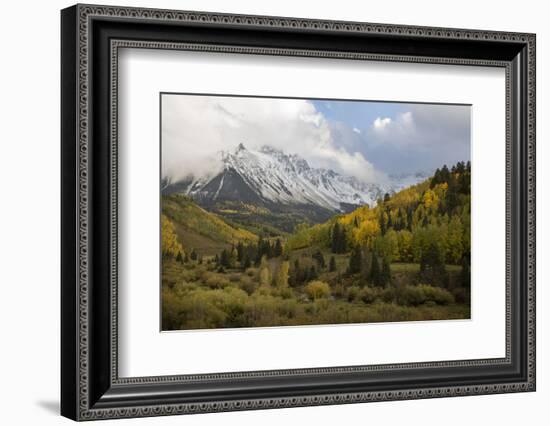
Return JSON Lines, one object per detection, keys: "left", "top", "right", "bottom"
{"left": 352, "top": 127, "right": 361, "bottom": 134}
{"left": 373, "top": 117, "right": 392, "bottom": 130}
{"left": 360, "top": 104, "right": 470, "bottom": 174}
{"left": 162, "top": 95, "right": 383, "bottom": 183}
{"left": 371, "top": 112, "right": 415, "bottom": 138}
{"left": 369, "top": 106, "right": 468, "bottom": 148}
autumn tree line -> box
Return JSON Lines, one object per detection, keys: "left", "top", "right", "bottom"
{"left": 287, "top": 161, "right": 471, "bottom": 288}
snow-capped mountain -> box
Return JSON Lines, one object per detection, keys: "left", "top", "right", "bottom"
{"left": 163, "top": 144, "right": 427, "bottom": 212}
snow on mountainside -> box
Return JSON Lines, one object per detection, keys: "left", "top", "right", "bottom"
{"left": 163, "top": 144, "right": 427, "bottom": 212}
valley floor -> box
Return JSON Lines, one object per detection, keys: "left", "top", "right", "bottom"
{"left": 161, "top": 257, "right": 470, "bottom": 331}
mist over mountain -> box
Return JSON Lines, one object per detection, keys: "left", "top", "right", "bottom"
{"left": 162, "top": 144, "right": 428, "bottom": 214}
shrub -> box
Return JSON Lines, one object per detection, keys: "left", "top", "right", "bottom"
{"left": 173, "top": 280, "right": 198, "bottom": 295}
{"left": 359, "top": 287, "right": 379, "bottom": 304}
{"left": 238, "top": 275, "right": 258, "bottom": 295}
{"left": 305, "top": 280, "right": 331, "bottom": 300}
{"left": 394, "top": 284, "right": 455, "bottom": 306}
{"left": 245, "top": 267, "right": 257, "bottom": 277}
{"left": 276, "top": 298, "right": 298, "bottom": 318}
{"left": 372, "top": 303, "right": 409, "bottom": 322}
{"left": 395, "top": 285, "right": 427, "bottom": 306}
{"left": 346, "top": 285, "right": 360, "bottom": 302}
{"left": 380, "top": 287, "right": 396, "bottom": 304}
{"left": 418, "top": 284, "right": 455, "bottom": 305}
{"left": 228, "top": 273, "right": 241, "bottom": 283}
{"left": 204, "top": 273, "right": 231, "bottom": 289}
{"left": 276, "top": 287, "right": 294, "bottom": 300}
{"left": 331, "top": 283, "right": 345, "bottom": 299}
{"left": 243, "top": 294, "right": 281, "bottom": 326}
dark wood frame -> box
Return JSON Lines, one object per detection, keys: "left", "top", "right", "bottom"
{"left": 61, "top": 4, "right": 536, "bottom": 421}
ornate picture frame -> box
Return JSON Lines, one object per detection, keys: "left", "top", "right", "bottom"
{"left": 61, "top": 4, "right": 535, "bottom": 421}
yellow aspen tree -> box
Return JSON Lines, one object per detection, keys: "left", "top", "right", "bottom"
{"left": 161, "top": 214, "right": 184, "bottom": 258}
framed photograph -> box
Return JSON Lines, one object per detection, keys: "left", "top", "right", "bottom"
{"left": 61, "top": 4, "right": 536, "bottom": 421}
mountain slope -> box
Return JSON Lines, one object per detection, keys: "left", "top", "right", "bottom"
{"left": 286, "top": 161, "right": 471, "bottom": 262}
{"left": 163, "top": 144, "right": 427, "bottom": 213}
{"left": 162, "top": 194, "right": 258, "bottom": 255}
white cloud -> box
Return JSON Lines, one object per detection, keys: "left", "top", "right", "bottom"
{"left": 373, "top": 117, "right": 392, "bottom": 130}
{"left": 368, "top": 106, "right": 469, "bottom": 150}
{"left": 162, "top": 95, "right": 383, "bottom": 184}
{"left": 372, "top": 113, "right": 413, "bottom": 135}
{"left": 400, "top": 111, "right": 413, "bottom": 125}
{"left": 352, "top": 127, "right": 361, "bottom": 134}
{"left": 360, "top": 104, "right": 470, "bottom": 174}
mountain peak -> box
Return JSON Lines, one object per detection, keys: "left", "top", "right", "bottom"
{"left": 235, "top": 142, "right": 247, "bottom": 153}
{"left": 166, "top": 145, "right": 427, "bottom": 213}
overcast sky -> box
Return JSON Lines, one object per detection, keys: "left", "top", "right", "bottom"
{"left": 161, "top": 94, "right": 470, "bottom": 184}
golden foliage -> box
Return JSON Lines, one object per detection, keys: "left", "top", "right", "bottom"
{"left": 304, "top": 281, "right": 331, "bottom": 300}
{"left": 353, "top": 219, "right": 380, "bottom": 248}
{"left": 163, "top": 195, "right": 258, "bottom": 245}
{"left": 161, "top": 214, "right": 184, "bottom": 258}
{"left": 275, "top": 260, "right": 290, "bottom": 289}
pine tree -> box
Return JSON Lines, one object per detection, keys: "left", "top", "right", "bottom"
{"left": 445, "top": 175, "right": 460, "bottom": 214}
{"left": 381, "top": 257, "right": 391, "bottom": 287}
{"left": 440, "top": 164, "right": 451, "bottom": 184}
{"left": 348, "top": 245, "right": 362, "bottom": 275}
{"left": 430, "top": 168, "right": 441, "bottom": 188}
{"left": 274, "top": 239, "right": 283, "bottom": 257}
{"left": 255, "top": 238, "right": 264, "bottom": 266}
{"left": 266, "top": 240, "right": 274, "bottom": 258}
{"left": 419, "top": 242, "right": 448, "bottom": 286}
{"left": 242, "top": 253, "right": 251, "bottom": 270}
{"left": 369, "top": 252, "right": 381, "bottom": 287}
{"left": 406, "top": 208, "right": 413, "bottom": 231}
{"left": 309, "top": 265, "right": 318, "bottom": 281}
{"left": 312, "top": 250, "right": 325, "bottom": 268}
{"left": 290, "top": 259, "right": 302, "bottom": 287}
{"left": 190, "top": 249, "right": 198, "bottom": 261}
{"left": 379, "top": 212, "right": 387, "bottom": 236}
{"left": 236, "top": 241, "right": 244, "bottom": 262}
{"left": 331, "top": 222, "right": 348, "bottom": 254}
{"left": 397, "top": 208, "right": 406, "bottom": 231}
{"left": 302, "top": 265, "right": 310, "bottom": 284}
{"left": 339, "top": 226, "right": 347, "bottom": 253}
{"left": 459, "top": 168, "right": 470, "bottom": 194}
{"left": 176, "top": 251, "right": 183, "bottom": 263}
{"left": 331, "top": 222, "right": 341, "bottom": 253}
{"left": 220, "top": 249, "right": 231, "bottom": 268}
{"left": 329, "top": 256, "right": 337, "bottom": 272}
